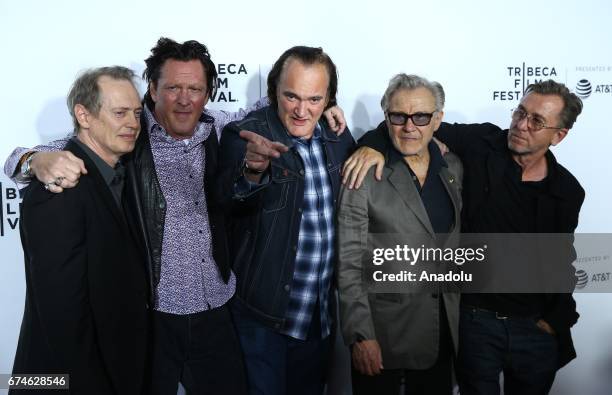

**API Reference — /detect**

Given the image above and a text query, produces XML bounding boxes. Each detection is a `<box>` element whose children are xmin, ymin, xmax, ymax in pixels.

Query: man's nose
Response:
<box><xmin>294</xmin><ymin>100</ymin><xmax>307</xmax><ymax>117</ymax></box>
<box><xmin>127</xmin><ymin>111</ymin><xmax>140</xmax><ymax>128</ymax></box>
<box><xmin>177</xmin><ymin>89</ymin><xmax>190</xmax><ymax>105</ymax></box>
<box><xmin>403</xmin><ymin>118</ymin><xmax>417</xmax><ymax>132</ymax></box>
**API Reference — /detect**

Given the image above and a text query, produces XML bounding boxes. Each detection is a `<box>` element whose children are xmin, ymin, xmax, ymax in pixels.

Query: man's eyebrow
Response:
<box><xmin>518</xmin><ymin>104</ymin><xmax>545</xmax><ymax>120</ymax></box>
<box><xmin>110</xmin><ymin>106</ymin><xmax>142</xmax><ymax>111</ymax></box>
<box><xmin>282</xmin><ymin>90</ymin><xmax>323</xmax><ymax>100</ymax></box>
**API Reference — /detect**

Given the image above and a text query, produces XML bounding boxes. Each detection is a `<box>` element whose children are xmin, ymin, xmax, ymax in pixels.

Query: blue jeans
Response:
<box><xmin>231</xmin><ymin>303</ymin><xmax>331</xmax><ymax>395</ymax></box>
<box><xmin>457</xmin><ymin>306</ymin><xmax>558</xmax><ymax>395</ymax></box>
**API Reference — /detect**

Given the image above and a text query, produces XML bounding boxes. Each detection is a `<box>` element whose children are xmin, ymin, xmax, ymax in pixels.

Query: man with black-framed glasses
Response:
<box><xmin>337</xmin><ymin>73</ymin><xmax>463</xmax><ymax>395</ymax></box>
<box><xmin>343</xmin><ymin>79</ymin><xmax>585</xmax><ymax>395</ymax></box>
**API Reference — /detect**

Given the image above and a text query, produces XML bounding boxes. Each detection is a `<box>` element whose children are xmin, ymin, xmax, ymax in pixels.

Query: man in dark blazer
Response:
<box><xmin>337</xmin><ymin>74</ymin><xmax>463</xmax><ymax>395</ymax></box>
<box><xmin>11</xmin><ymin>66</ymin><xmax>149</xmax><ymax>394</ymax></box>
<box><xmin>344</xmin><ymin>79</ymin><xmax>584</xmax><ymax>395</ymax></box>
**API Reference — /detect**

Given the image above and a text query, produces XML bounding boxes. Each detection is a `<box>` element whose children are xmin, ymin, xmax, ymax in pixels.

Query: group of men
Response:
<box><xmin>4</xmin><ymin>36</ymin><xmax>584</xmax><ymax>395</ymax></box>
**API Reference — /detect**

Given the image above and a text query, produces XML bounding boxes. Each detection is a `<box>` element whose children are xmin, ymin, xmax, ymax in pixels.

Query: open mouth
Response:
<box><xmin>291</xmin><ymin>117</ymin><xmax>308</xmax><ymax>126</ymax></box>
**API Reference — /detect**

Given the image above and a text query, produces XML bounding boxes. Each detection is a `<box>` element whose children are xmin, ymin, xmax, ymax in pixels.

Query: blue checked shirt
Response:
<box><xmin>282</xmin><ymin>126</ymin><xmax>335</xmax><ymax>340</ymax></box>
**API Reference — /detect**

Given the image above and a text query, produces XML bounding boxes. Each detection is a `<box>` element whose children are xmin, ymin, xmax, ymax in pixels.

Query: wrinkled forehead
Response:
<box><xmin>279</xmin><ymin>58</ymin><xmax>330</xmax><ymax>86</ymax></box>
<box><xmin>519</xmin><ymin>92</ymin><xmax>564</xmax><ymax>119</ymax></box>
<box><xmin>159</xmin><ymin>59</ymin><xmax>207</xmax><ymax>84</ymax></box>
<box><xmin>98</xmin><ymin>77</ymin><xmax>141</xmax><ymax>107</ymax></box>
<box><xmin>389</xmin><ymin>87</ymin><xmax>436</xmax><ymax>110</ymax></box>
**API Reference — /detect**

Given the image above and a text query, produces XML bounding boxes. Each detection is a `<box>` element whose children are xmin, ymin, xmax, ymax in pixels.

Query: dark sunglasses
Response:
<box><xmin>387</xmin><ymin>111</ymin><xmax>436</xmax><ymax>127</ymax></box>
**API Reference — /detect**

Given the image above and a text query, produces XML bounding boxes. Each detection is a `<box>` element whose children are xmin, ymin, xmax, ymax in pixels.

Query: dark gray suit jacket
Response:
<box><xmin>337</xmin><ymin>148</ymin><xmax>463</xmax><ymax>370</ymax></box>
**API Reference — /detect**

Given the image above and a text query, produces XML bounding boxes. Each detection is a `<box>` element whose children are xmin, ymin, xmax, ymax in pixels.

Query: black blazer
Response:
<box><xmin>12</xmin><ymin>140</ymin><xmax>149</xmax><ymax>394</ymax></box>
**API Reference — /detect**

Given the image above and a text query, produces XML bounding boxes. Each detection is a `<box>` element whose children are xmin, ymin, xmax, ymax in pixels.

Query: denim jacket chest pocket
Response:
<box><xmin>261</xmin><ymin>164</ymin><xmax>298</xmax><ymax>213</ymax></box>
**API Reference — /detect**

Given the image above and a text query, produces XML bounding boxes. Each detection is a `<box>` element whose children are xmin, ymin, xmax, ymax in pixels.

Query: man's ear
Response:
<box><xmin>149</xmin><ymin>82</ymin><xmax>158</xmax><ymax>103</ymax></box>
<box><xmin>432</xmin><ymin>110</ymin><xmax>445</xmax><ymax>131</ymax></box>
<box><xmin>550</xmin><ymin>128</ymin><xmax>569</xmax><ymax>146</ymax></box>
<box><xmin>74</xmin><ymin>104</ymin><xmax>91</xmax><ymax>129</ymax></box>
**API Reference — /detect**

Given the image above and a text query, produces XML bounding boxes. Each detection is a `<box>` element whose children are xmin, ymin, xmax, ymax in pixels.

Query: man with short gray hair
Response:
<box><xmin>12</xmin><ymin>66</ymin><xmax>149</xmax><ymax>394</ymax></box>
<box><xmin>337</xmin><ymin>74</ymin><xmax>462</xmax><ymax>395</ymax></box>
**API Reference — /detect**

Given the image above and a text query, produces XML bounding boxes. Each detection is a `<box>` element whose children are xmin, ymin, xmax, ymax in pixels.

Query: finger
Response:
<box><xmin>335</xmin><ymin>116</ymin><xmax>346</xmax><ymax>134</ymax></box>
<box><xmin>324</xmin><ymin>110</ymin><xmax>338</xmax><ymax>131</ymax></box>
<box><xmin>65</xmin><ymin>152</ymin><xmax>87</xmax><ymax>175</ymax></box>
<box><xmin>269</xmin><ymin>141</ymin><xmax>289</xmax><ymax>153</ymax></box>
<box><xmin>60</xmin><ymin>178</ymin><xmax>79</xmax><ymax>188</ymax></box>
<box><xmin>375</xmin><ymin>161</ymin><xmax>384</xmax><ymax>181</ymax></box>
<box><xmin>63</xmin><ymin>161</ymin><xmax>86</xmax><ymax>179</ymax></box>
<box><xmin>239</xmin><ymin>130</ymin><xmax>269</xmax><ymax>144</ymax></box>
<box><xmin>341</xmin><ymin>158</ymin><xmax>355</xmax><ymax>183</ymax></box>
<box><xmin>247</xmin><ymin>141</ymin><xmax>287</xmax><ymax>159</ymax></box>
<box><xmin>44</xmin><ymin>183</ymin><xmax>64</xmax><ymax>194</ymax></box>
<box><xmin>354</xmin><ymin>164</ymin><xmax>371</xmax><ymax>189</ymax></box>
<box><xmin>348</xmin><ymin>162</ymin><xmax>364</xmax><ymax>190</ymax></box>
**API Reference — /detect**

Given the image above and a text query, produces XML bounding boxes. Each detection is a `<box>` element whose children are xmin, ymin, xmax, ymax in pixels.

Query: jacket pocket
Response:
<box><xmin>262</xmin><ymin>177</ymin><xmax>291</xmax><ymax>213</ymax></box>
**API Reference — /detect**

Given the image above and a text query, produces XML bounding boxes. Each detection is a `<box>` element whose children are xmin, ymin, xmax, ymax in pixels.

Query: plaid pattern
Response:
<box><xmin>282</xmin><ymin>126</ymin><xmax>335</xmax><ymax>340</ymax></box>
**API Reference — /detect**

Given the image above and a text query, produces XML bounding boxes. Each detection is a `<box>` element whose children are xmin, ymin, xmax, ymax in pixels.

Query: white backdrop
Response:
<box><xmin>1</xmin><ymin>1</ymin><xmax>611</xmax><ymax>394</ymax></box>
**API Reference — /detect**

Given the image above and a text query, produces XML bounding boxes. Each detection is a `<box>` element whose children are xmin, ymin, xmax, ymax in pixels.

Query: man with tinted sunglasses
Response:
<box><xmin>337</xmin><ymin>74</ymin><xmax>463</xmax><ymax>395</ymax></box>
<box><xmin>343</xmin><ymin>79</ymin><xmax>584</xmax><ymax>395</ymax></box>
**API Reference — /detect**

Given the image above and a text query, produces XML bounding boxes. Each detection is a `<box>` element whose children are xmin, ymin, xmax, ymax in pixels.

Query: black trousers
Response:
<box><xmin>351</xmin><ymin>299</ymin><xmax>454</xmax><ymax>395</ymax></box>
<box><xmin>148</xmin><ymin>305</ymin><xmax>247</xmax><ymax>395</ymax></box>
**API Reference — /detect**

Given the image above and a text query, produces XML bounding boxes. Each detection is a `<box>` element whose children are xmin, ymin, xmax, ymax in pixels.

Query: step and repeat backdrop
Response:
<box><xmin>1</xmin><ymin>1</ymin><xmax>611</xmax><ymax>394</ymax></box>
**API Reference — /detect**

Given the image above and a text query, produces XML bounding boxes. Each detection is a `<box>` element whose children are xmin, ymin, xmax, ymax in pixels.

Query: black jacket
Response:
<box><xmin>13</xmin><ymin>141</ymin><xmax>149</xmax><ymax>394</ymax></box>
<box><xmin>360</xmin><ymin>121</ymin><xmax>585</xmax><ymax>368</ymax></box>
<box><xmin>217</xmin><ymin>106</ymin><xmax>355</xmax><ymax>330</ymax></box>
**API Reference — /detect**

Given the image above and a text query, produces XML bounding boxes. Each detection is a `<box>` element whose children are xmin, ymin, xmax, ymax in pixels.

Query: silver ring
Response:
<box><xmin>54</xmin><ymin>177</ymin><xmax>65</xmax><ymax>186</ymax></box>
<box><xmin>44</xmin><ymin>183</ymin><xmax>50</xmax><ymax>190</ymax></box>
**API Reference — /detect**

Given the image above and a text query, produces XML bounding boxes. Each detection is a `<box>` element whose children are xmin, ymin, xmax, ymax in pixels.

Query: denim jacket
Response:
<box><xmin>216</xmin><ymin>106</ymin><xmax>355</xmax><ymax>330</ymax></box>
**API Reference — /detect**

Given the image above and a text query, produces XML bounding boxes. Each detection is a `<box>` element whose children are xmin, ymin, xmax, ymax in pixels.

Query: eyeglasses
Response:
<box><xmin>387</xmin><ymin>111</ymin><xmax>436</xmax><ymax>127</ymax></box>
<box><xmin>511</xmin><ymin>107</ymin><xmax>565</xmax><ymax>132</ymax></box>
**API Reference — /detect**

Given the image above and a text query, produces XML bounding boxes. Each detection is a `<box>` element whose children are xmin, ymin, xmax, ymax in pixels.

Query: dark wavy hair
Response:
<box><xmin>142</xmin><ymin>37</ymin><xmax>217</xmax><ymax>110</ymax></box>
<box><xmin>267</xmin><ymin>46</ymin><xmax>338</xmax><ymax>110</ymax></box>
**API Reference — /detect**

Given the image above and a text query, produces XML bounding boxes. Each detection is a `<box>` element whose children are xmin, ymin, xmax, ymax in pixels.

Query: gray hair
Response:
<box><xmin>524</xmin><ymin>79</ymin><xmax>583</xmax><ymax>129</ymax></box>
<box><xmin>67</xmin><ymin>66</ymin><xmax>138</xmax><ymax>133</ymax></box>
<box><xmin>380</xmin><ymin>73</ymin><xmax>445</xmax><ymax>112</ymax></box>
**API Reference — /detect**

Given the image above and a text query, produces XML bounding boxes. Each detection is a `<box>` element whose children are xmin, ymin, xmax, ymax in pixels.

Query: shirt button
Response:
<box><xmin>159</xmin><ymin>202</ymin><xmax>165</xmax><ymax>209</ymax></box>
<box><xmin>284</xmin><ymin>284</ymin><xmax>290</xmax><ymax>292</ymax></box>
<box><xmin>189</xmin><ymin>174</ymin><xmax>193</xmax><ymax>179</ymax></box>
<box><xmin>195</xmin><ymin>201</ymin><xmax>199</xmax><ymax>206</ymax></box>
<box><xmin>293</xmin><ymin>246</ymin><xmax>297</xmax><ymax>251</ymax></box>
<box><xmin>183</xmin><ymin>149</ymin><xmax>188</xmax><ymax>153</ymax></box>
<box><xmin>199</xmin><ymin>230</ymin><xmax>203</xmax><ymax>234</ymax></box>
<box><xmin>299</xmin><ymin>169</ymin><xmax>305</xmax><ymax>176</ymax></box>
<box><xmin>298</xmin><ymin>208</ymin><xmax>302</xmax><ymax>213</ymax></box>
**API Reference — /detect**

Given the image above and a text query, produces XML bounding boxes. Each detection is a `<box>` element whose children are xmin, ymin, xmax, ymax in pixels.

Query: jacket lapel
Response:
<box><xmin>386</xmin><ymin>162</ymin><xmax>435</xmax><ymax>236</ymax></box>
<box><xmin>439</xmin><ymin>167</ymin><xmax>461</xmax><ymax>234</ymax></box>
<box><xmin>66</xmin><ymin>141</ymin><xmax>130</xmax><ymax>236</ymax></box>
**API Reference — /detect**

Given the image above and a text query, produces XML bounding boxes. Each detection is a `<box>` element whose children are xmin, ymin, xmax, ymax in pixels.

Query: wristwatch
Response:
<box><xmin>20</xmin><ymin>152</ymin><xmax>37</xmax><ymax>179</ymax></box>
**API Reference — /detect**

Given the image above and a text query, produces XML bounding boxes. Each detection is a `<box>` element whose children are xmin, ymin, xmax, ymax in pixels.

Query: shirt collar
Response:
<box><xmin>71</xmin><ymin>137</ymin><xmax>122</xmax><ymax>186</ymax></box>
<box><xmin>291</xmin><ymin>123</ymin><xmax>322</xmax><ymax>146</ymax></box>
